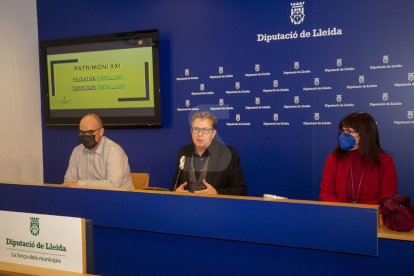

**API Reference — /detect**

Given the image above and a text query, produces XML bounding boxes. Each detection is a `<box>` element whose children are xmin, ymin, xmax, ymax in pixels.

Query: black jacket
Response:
<box><xmin>172</xmin><ymin>140</ymin><xmax>247</xmax><ymax>196</ymax></box>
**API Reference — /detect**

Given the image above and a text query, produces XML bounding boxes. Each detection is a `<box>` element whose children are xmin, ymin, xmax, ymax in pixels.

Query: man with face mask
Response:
<box><xmin>63</xmin><ymin>113</ymin><xmax>133</xmax><ymax>188</ymax></box>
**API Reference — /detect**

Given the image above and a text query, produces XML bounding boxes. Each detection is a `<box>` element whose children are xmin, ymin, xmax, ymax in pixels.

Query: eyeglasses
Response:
<box><xmin>342</xmin><ymin>127</ymin><xmax>358</xmax><ymax>135</ymax></box>
<box><xmin>191</xmin><ymin>127</ymin><xmax>214</xmax><ymax>134</ymax></box>
<box><xmin>79</xmin><ymin>128</ymin><xmax>101</xmax><ymax>136</ymax></box>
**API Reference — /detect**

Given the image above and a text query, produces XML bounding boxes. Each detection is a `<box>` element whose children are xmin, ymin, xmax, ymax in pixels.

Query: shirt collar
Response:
<box><xmin>194</xmin><ymin>146</ymin><xmax>211</xmax><ymax>157</ymax></box>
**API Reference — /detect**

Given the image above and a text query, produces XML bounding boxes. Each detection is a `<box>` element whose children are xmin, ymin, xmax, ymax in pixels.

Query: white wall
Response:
<box><xmin>0</xmin><ymin>0</ymin><xmax>43</xmax><ymax>183</ymax></box>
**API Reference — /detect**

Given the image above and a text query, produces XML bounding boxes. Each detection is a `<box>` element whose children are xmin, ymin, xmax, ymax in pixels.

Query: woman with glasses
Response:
<box><xmin>320</xmin><ymin>112</ymin><xmax>397</xmax><ymax>204</ymax></box>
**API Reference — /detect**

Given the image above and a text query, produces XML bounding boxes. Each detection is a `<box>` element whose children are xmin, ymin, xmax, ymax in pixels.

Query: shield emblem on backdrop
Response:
<box><xmin>219</xmin><ymin>67</ymin><xmax>224</xmax><ymax>74</ymax></box>
<box><xmin>235</xmin><ymin>82</ymin><xmax>240</xmax><ymax>89</ymax></box>
<box><xmin>359</xmin><ymin>75</ymin><xmax>365</xmax><ymax>84</ymax></box>
<box><xmin>219</xmin><ymin>99</ymin><xmax>224</xmax><ymax>106</ymax></box>
<box><xmin>30</xmin><ymin>217</ymin><xmax>40</xmax><ymax>236</ymax></box>
<box><xmin>184</xmin><ymin>69</ymin><xmax>190</xmax><ymax>76</ymax></box>
<box><xmin>273</xmin><ymin>80</ymin><xmax>279</xmax><ymax>88</ymax></box>
<box><xmin>336</xmin><ymin>94</ymin><xmax>342</xmax><ymax>103</ymax></box>
<box><xmin>273</xmin><ymin>113</ymin><xmax>279</xmax><ymax>121</ymax></box>
<box><xmin>255</xmin><ymin>64</ymin><xmax>260</xmax><ymax>72</ymax></box>
<box><xmin>185</xmin><ymin>100</ymin><xmax>190</xmax><ymax>107</ymax></box>
<box><xmin>408</xmin><ymin>73</ymin><xmax>414</xmax><ymax>82</ymax></box>
<box><xmin>314</xmin><ymin>113</ymin><xmax>320</xmax><ymax>121</ymax></box>
<box><xmin>290</xmin><ymin>2</ymin><xmax>305</xmax><ymax>25</ymax></box>
<box><xmin>383</xmin><ymin>55</ymin><xmax>389</xmax><ymax>64</ymax></box>
<box><xmin>236</xmin><ymin>114</ymin><xmax>241</xmax><ymax>122</ymax></box>
<box><xmin>200</xmin><ymin>84</ymin><xmax>205</xmax><ymax>91</ymax></box>
<box><xmin>314</xmin><ymin>78</ymin><xmax>320</xmax><ymax>86</ymax></box>
<box><xmin>336</xmin><ymin>58</ymin><xmax>342</xmax><ymax>67</ymax></box>
<box><xmin>294</xmin><ymin>96</ymin><xmax>300</xmax><ymax>104</ymax></box>
<box><xmin>294</xmin><ymin>61</ymin><xmax>300</xmax><ymax>70</ymax></box>
<box><xmin>255</xmin><ymin>97</ymin><xmax>260</xmax><ymax>105</ymax></box>
<box><xmin>382</xmin><ymin>93</ymin><xmax>389</xmax><ymax>101</ymax></box>
<box><xmin>408</xmin><ymin>111</ymin><xmax>414</xmax><ymax>120</ymax></box>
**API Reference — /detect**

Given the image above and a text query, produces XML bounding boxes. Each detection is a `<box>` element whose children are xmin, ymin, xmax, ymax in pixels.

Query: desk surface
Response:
<box><xmin>7</xmin><ymin>180</ymin><xmax>379</xmax><ymax>206</ymax></box>
<box><xmin>378</xmin><ymin>218</ymin><xmax>414</xmax><ymax>241</ymax></box>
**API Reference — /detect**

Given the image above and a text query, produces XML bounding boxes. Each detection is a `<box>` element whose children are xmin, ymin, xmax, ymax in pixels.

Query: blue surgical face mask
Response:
<box><xmin>338</xmin><ymin>132</ymin><xmax>356</xmax><ymax>151</ymax></box>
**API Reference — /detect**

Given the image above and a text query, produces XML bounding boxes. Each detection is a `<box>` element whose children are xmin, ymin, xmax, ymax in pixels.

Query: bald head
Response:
<box><xmin>80</xmin><ymin>114</ymin><xmax>103</xmax><ymax>129</ymax></box>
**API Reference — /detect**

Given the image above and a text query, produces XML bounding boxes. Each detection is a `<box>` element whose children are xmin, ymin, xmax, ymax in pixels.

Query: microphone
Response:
<box><xmin>173</xmin><ymin>156</ymin><xmax>185</xmax><ymax>191</ymax></box>
<box><xmin>179</xmin><ymin>156</ymin><xmax>185</xmax><ymax>170</ymax></box>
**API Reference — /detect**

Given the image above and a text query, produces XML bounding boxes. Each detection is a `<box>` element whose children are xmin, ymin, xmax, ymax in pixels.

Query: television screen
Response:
<box><xmin>40</xmin><ymin>29</ymin><xmax>161</xmax><ymax>127</ymax></box>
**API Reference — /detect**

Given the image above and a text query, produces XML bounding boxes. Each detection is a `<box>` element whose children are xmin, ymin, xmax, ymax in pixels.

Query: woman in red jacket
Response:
<box><xmin>320</xmin><ymin>112</ymin><xmax>397</xmax><ymax>204</ymax></box>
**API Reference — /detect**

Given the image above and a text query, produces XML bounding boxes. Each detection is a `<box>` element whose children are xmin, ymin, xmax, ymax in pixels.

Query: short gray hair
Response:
<box><xmin>191</xmin><ymin>112</ymin><xmax>217</xmax><ymax>129</ymax></box>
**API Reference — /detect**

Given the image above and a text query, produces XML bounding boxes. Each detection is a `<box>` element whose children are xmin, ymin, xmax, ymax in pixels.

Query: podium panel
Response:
<box><xmin>0</xmin><ymin>209</ymin><xmax>93</xmax><ymax>274</ymax></box>
<box><xmin>1</xmin><ymin>183</ymin><xmax>413</xmax><ymax>275</ymax></box>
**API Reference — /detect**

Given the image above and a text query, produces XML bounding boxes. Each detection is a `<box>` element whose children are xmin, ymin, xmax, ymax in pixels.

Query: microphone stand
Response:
<box><xmin>173</xmin><ymin>156</ymin><xmax>185</xmax><ymax>191</ymax></box>
<box><xmin>172</xmin><ymin>169</ymin><xmax>182</xmax><ymax>192</ymax></box>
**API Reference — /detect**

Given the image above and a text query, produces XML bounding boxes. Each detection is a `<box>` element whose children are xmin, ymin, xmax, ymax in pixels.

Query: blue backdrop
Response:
<box><xmin>37</xmin><ymin>0</ymin><xmax>414</xmax><ymax>199</ymax></box>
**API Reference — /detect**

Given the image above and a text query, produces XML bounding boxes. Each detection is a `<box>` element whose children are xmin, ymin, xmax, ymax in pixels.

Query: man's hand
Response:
<box><xmin>194</xmin><ymin>179</ymin><xmax>218</xmax><ymax>195</ymax></box>
<box><xmin>175</xmin><ymin>182</ymin><xmax>190</xmax><ymax>193</ymax></box>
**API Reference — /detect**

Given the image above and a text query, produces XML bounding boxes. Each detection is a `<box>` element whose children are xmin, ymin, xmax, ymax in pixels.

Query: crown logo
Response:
<box><xmin>290</xmin><ymin>2</ymin><xmax>305</xmax><ymax>25</ymax></box>
<box><xmin>291</xmin><ymin>2</ymin><xmax>305</xmax><ymax>7</ymax></box>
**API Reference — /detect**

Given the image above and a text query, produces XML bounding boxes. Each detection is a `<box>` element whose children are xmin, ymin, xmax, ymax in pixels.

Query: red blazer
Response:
<box><xmin>320</xmin><ymin>151</ymin><xmax>398</xmax><ymax>204</ymax></box>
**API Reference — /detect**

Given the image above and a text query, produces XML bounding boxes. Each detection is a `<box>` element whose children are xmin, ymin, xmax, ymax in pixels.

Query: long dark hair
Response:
<box><xmin>334</xmin><ymin>112</ymin><xmax>384</xmax><ymax>166</ymax></box>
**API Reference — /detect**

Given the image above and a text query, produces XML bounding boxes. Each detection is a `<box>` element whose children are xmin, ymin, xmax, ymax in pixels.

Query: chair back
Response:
<box><xmin>131</xmin><ymin>173</ymin><xmax>150</xmax><ymax>189</ymax></box>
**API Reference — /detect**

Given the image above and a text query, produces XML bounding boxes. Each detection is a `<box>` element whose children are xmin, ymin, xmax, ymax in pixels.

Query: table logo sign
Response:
<box><xmin>0</xmin><ymin>210</ymin><xmax>90</xmax><ymax>273</ymax></box>
<box><xmin>30</xmin><ymin>217</ymin><xmax>40</xmax><ymax>236</ymax></box>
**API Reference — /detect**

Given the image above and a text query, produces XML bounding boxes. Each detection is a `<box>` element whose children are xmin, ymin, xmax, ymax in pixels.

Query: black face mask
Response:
<box><xmin>80</xmin><ymin>135</ymin><xmax>97</xmax><ymax>149</ymax></box>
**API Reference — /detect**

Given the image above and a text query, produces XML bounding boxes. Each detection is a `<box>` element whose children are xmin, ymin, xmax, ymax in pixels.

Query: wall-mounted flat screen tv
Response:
<box><xmin>40</xmin><ymin>29</ymin><xmax>161</xmax><ymax>127</ymax></box>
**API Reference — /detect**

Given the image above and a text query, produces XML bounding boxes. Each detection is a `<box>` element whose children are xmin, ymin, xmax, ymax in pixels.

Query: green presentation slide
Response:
<box><xmin>47</xmin><ymin>47</ymin><xmax>154</xmax><ymax>110</ymax></box>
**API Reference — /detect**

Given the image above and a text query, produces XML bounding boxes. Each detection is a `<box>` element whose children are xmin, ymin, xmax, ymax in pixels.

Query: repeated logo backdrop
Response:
<box><xmin>172</xmin><ymin>0</ymin><xmax>414</xmax><ymax>198</ymax></box>
<box><xmin>175</xmin><ymin>2</ymin><xmax>413</xmax><ymax>128</ymax></box>
<box><xmin>38</xmin><ymin>0</ymin><xmax>414</xmax><ymax>200</ymax></box>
